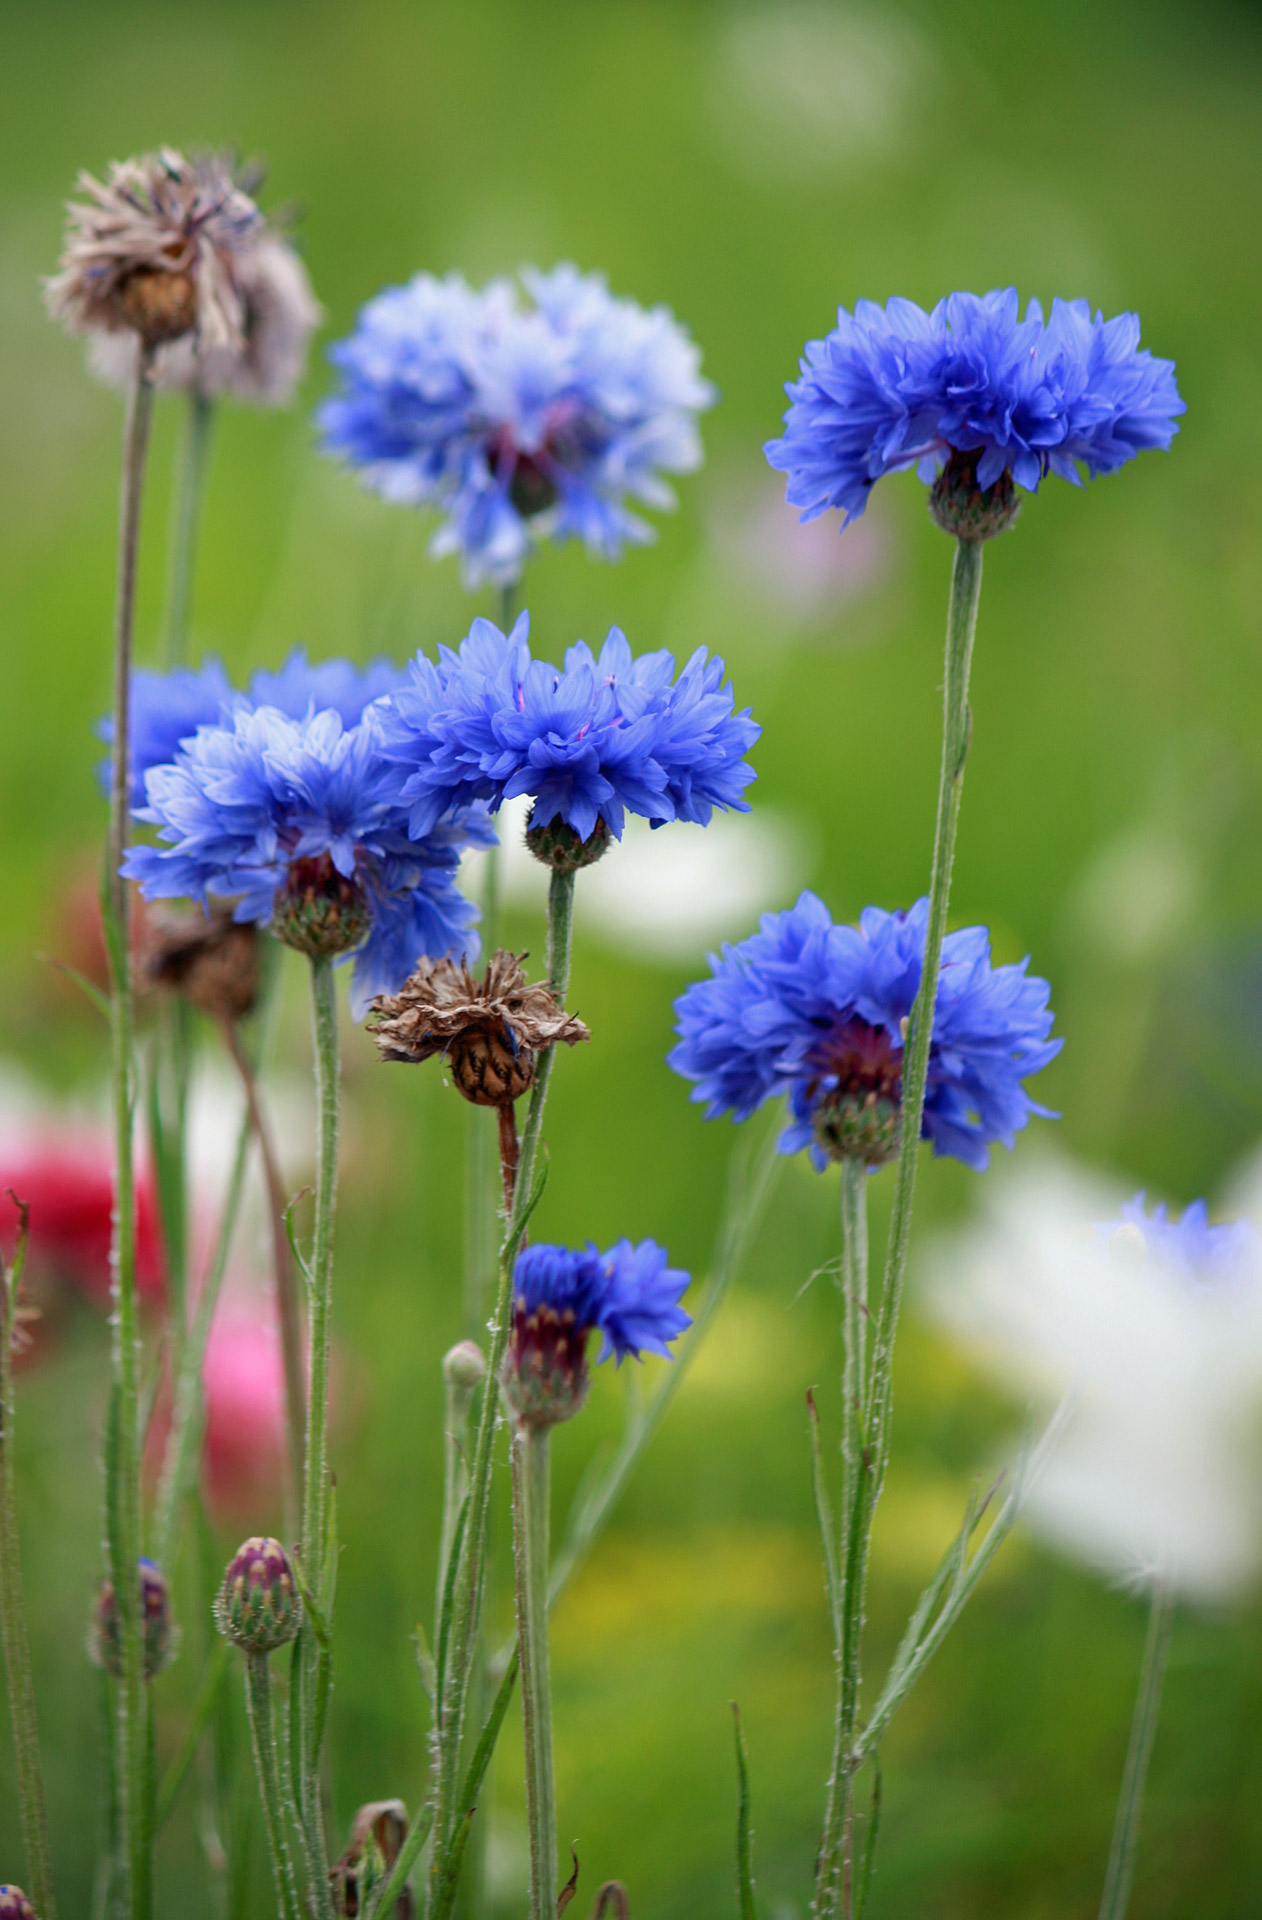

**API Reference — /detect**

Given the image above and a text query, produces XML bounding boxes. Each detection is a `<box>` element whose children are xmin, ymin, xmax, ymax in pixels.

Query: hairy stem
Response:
<box><xmin>1098</xmin><ymin>1581</ymin><xmax>1175</xmax><ymax>1920</ymax></box>
<box><xmin>221</xmin><ymin>1014</ymin><xmax>306</xmax><ymax>1523</ymax></box>
<box><xmin>512</xmin><ymin>1424</ymin><xmax>557</xmax><ymax>1920</ymax></box>
<box><xmin>105</xmin><ymin>335</ymin><xmax>157</xmax><ymax>1920</ymax></box>
<box><xmin>244</xmin><ymin>1654</ymin><xmax>303</xmax><ymax>1920</ymax></box>
<box><xmin>164</xmin><ymin>388</ymin><xmax>214</xmax><ymax>667</ymax></box>
<box><xmin>0</xmin><ymin>1236</ymin><xmax>56</xmax><ymax>1917</ymax></box>
<box><xmin>430</xmin><ymin>865</ymin><xmax>575</xmax><ymax>1888</ymax></box>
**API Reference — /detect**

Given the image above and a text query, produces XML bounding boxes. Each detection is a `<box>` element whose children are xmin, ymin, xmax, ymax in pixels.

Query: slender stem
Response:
<box><xmin>435</xmin><ymin>1361</ymin><xmax>479</xmax><ymax>1646</ymax></box>
<box><xmin>105</xmin><ymin>335</ymin><xmax>157</xmax><ymax>1920</ymax></box>
<box><xmin>431</xmin><ymin>865</ymin><xmax>575</xmax><ymax>1881</ymax></box>
<box><xmin>164</xmin><ymin>389</ymin><xmax>214</xmax><ymax>667</ymax></box>
<box><xmin>0</xmin><ymin>1241</ymin><xmax>57</xmax><ymax>1917</ymax></box>
<box><xmin>512</xmin><ymin>1425</ymin><xmax>557</xmax><ymax>1920</ymax></box>
<box><xmin>497</xmin><ymin>1103</ymin><xmax>520</xmax><ymax>1216</ymax></box>
<box><xmin>1098</xmin><ymin>1582</ymin><xmax>1175</xmax><ymax>1920</ymax></box>
<box><xmin>298</xmin><ymin>953</ymin><xmax>340</xmax><ymax>1920</ymax></box>
<box><xmin>869</xmin><ymin>536</ymin><xmax>982</xmax><ymax>1478</ymax></box>
<box><xmin>244</xmin><ymin>1654</ymin><xmax>303</xmax><ymax>1920</ymax></box>
<box><xmin>221</xmin><ymin>1015</ymin><xmax>306</xmax><ymax>1521</ymax></box>
<box><xmin>150</xmin><ymin>1103</ymin><xmax>252</xmax><ymax>1569</ymax></box>
<box><xmin>815</xmin><ymin>1162</ymin><xmax>870</xmax><ymax>1920</ymax></box>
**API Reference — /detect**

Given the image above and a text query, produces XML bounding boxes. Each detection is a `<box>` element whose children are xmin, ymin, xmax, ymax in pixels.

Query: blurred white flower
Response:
<box><xmin>925</xmin><ymin>1156</ymin><xmax>1262</xmax><ymax>1602</ymax></box>
<box><xmin>708</xmin><ymin>474</ymin><xmax>893</xmax><ymax>624</ymax></box>
<box><xmin>462</xmin><ymin>796</ymin><xmax>810</xmax><ymax>963</ymax></box>
<box><xmin>1070</xmin><ymin>823</ymin><xmax>1199</xmax><ymax>964</ymax></box>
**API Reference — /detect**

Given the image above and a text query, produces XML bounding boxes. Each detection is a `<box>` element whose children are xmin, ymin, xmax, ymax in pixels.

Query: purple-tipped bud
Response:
<box><xmin>88</xmin><ymin>1559</ymin><xmax>174</xmax><ymax>1681</ymax></box>
<box><xmin>214</xmin><ymin>1537</ymin><xmax>303</xmax><ymax>1654</ymax></box>
<box><xmin>0</xmin><ymin>1887</ymin><xmax>36</xmax><ymax>1920</ymax></box>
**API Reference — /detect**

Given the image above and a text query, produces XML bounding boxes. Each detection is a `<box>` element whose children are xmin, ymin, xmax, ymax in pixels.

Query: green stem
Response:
<box><xmin>868</xmin><ymin>536</ymin><xmax>982</xmax><ymax>1481</ymax></box>
<box><xmin>512</xmin><ymin>1425</ymin><xmax>556</xmax><ymax>1920</ymax></box>
<box><xmin>815</xmin><ymin>1161</ymin><xmax>870</xmax><ymax>1920</ymax></box>
<box><xmin>1098</xmin><ymin>1582</ymin><xmax>1174</xmax><ymax>1920</ymax></box>
<box><xmin>105</xmin><ymin>335</ymin><xmax>157</xmax><ymax>1920</ymax></box>
<box><xmin>298</xmin><ymin>953</ymin><xmax>340</xmax><ymax>1920</ymax></box>
<box><xmin>430</xmin><ymin>865</ymin><xmax>575</xmax><ymax>1888</ymax></box>
<box><xmin>244</xmin><ymin>1653</ymin><xmax>303</xmax><ymax>1920</ymax></box>
<box><xmin>0</xmin><ymin>1238</ymin><xmax>57</xmax><ymax>1917</ymax></box>
<box><xmin>164</xmin><ymin>389</ymin><xmax>214</xmax><ymax>667</ymax></box>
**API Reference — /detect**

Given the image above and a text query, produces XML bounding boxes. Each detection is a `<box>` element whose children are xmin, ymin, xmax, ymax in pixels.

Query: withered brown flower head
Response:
<box><xmin>45</xmin><ymin>147</ymin><xmax>268</xmax><ymax>350</ymax></box>
<box><xmin>368</xmin><ymin>949</ymin><xmax>589</xmax><ymax>1107</ymax></box>
<box><xmin>88</xmin><ymin>231</ymin><xmax>322</xmax><ymax>407</ymax></box>
<box><xmin>331</xmin><ymin>1800</ymin><xmax>415</xmax><ymax>1919</ymax></box>
<box><xmin>138</xmin><ymin>905</ymin><xmax>261</xmax><ymax>1023</ymax></box>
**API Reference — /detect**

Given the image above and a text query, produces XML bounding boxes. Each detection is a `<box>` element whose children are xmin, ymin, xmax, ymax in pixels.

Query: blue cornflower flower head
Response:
<box><xmin>503</xmin><ymin>1238</ymin><xmax>691</xmax><ymax>1427</ymax></box>
<box><xmin>100</xmin><ymin>658</ymin><xmax>235</xmax><ymax>808</ymax></box>
<box><xmin>1107</xmin><ymin>1195</ymin><xmax>1261</xmax><ymax>1282</ymax></box>
<box><xmin>765</xmin><ymin>289</ymin><xmax>1184</xmax><ymax>541</ymax></box>
<box><xmin>670</xmin><ymin>891</ymin><xmax>1061</xmax><ymax>1172</ymax></box>
<box><xmin>376</xmin><ymin>611</ymin><xmax>759</xmax><ymax>870</ymax></box>
<box><xmin>317</xmin><ymin>264</ymin><xmax>716</xmax><ymax>589</ymax></box>
<box><xmin>121</xmin><ymin>702</ymin><xmax>490</xmax><ymax>1017</ymax></box>
<box><xmin>245</xmin><ymin>647</ymin><xmax>404</xmax><ymax>728</ymax></box>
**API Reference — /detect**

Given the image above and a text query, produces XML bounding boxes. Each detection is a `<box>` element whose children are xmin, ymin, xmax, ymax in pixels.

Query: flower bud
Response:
<box><xmin>524</xmin><ymin>811</ymin><xmax>610</xmax><ymax>874</ymax></box>
<box><xmin>214</xmin><ymin>1536</ymin><xmax>303</xmax><ymax>1654</ymax></box>
<box><xmin>88</xmin><ymin>1559</ymin><xmax>175</xmax><ymax>1680</ymax></box>
<box><xmin>272</xmin><ymin>854</ymin><xmax>371</xmax><ymax>958</ymax></box>
<box><xmin>501</xmin><ymin>1302</ymin><xmax>590</xmax><ymax>1430</ymax></box>
<box><xmin>139</xmin><ymin>906</ymin><xmax>261</xmax><ymax>1021</ymax></box>
<box><xmin>928</xmin><ymin>449</ymin><xmax>1020</xmax><ymax>542</ymax></box>
<box><xmin>443</xmin><ymin>1341</ymin><xmax>486</xmax><ymax>1392</ymax></box>
<box><xmin>0</xmin><ymin>1886</ymin><xmax>36</xmax><ymax>1919</ymax></box>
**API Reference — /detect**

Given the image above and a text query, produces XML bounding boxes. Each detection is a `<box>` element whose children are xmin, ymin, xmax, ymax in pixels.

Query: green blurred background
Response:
<box><xmin>4</xmin><ymin>0</ymin><xmax>1262</xmax><ymax>1913</ymax></box>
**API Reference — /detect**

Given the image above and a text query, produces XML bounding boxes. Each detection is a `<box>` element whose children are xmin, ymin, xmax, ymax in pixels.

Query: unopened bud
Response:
<box><xmin>0</xmin><ymin>1886</ymin><xmax>36</xmax><ymax>1920</ymax></box>
<box><xmin>272</xmin><ymin>854</ymin><xmax>371</xmax><ymax>958</ymax></box>
<box><xmin>140</xmin><ymin>907</ymin><xmax>261</xmax><ymax>1021</ymax></box>
<box><xmin>214</xmin><ymin>1537</ymin><xmax>303</xmax><ymax>1655</ymax></box>
<box><xmin>88</xmin><ymin>1559</ymin><xmax>175</xmax><ymax>1680</ymax></box>
<box><xmin>331</xmin><ymin>1800</ymin><xmax>415</xmax><ymax>1918</ymax></box>
<box><xmin>501</xmin><ymin>1304</ymin><xmax>590</xmax><ymax>1430</ymax></box>
<box><xmin>524</xmin><ymin>811</ymin><xmax>610</xmax><ymax>874</ymax></box>
<box><xmin>443</xmin><ymin>1341</ymin><xmax>486</xmax><ymax>1392</ymax></box>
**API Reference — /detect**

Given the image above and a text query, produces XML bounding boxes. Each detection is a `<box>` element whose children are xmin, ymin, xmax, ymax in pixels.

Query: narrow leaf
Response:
<box><xmin>732</xmin><ymin>1702</ymin><xmax>758</xmax><ymax>1920</ymax></box>
<box><xmin>853</xmin><ymin>1756</ymin><xmax>882</xmax><ymax>1920</ymax></box>
<box><xmin>558</xmin><ymin>1843</ymin><xmax>580</xmax><ymax>1915</ymax></box>
<box><xmin>807</xmin><ymin>1391</ymin><xmax>843</xmax><ymax>1649</ymax></box>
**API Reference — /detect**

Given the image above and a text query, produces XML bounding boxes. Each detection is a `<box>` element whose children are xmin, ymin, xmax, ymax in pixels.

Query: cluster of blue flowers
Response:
<box><xmin>1110</xmin><ymin>1195</ymin><xmax>1260</xmax><ymax>1278</ymax></box>
<box><xmin>118</xmin><ymin>652</ymin><xmax>490</xmax><ymax>1016</ymax></box>
<box><xmin>377</xmin><ymin>612</ymin><xmax>759</xmax><ymax>845</ymax></box>
<box><xmin>512</xmin><ymin>1239</ymin><xmax>691</xmax><ymax>1364</ymax></box>
<box><xmin>317</xmin><ymin>264</ymin><xmax>715</xmax><ymax>588</ymax></box>
<box><xmin>670</xmin><ymin>891</ymin><xmax>1061</xmax><ymax>1171</ymax></box>
<box><xmin>766</xmin><ymin>288</ymin><xmax>1185</xmax><ymax>526</ymax></box>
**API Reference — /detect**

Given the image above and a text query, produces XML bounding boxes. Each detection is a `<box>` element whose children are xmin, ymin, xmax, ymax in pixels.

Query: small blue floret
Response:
<box><xmin>513</xmin><ymin>1238</ymin><xmax>691</xmax><ymax>1363</ymax></box>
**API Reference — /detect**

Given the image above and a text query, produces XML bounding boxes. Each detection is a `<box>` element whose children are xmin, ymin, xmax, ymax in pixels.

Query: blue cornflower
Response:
<box><xmin>317</xmin><ymin>264</ymin><xmax>716</xmax><ymax>589</ymax></box>
<box><xmin>766</xmin><ymin>289</ymin><xmax>1184</xmax><ymax>530</ymax></box>
<box><xmin>1109</xmin><ymin>1195</ymin><xmax>1260</xmax><ymax>1279</ymax></box>
<box><xmin>102</xmin><ymin>649</ymin><xmax>406</xmax><ymax>807</ymax></box>
<box><xmin>504</xmin><ymin>1237</ymin><xmax>691</xmax><ymax>1427</ymax></box>
<box><xmin>376</xmin><ymin>611</ymin><xmax>759</xmax><ymax>864</ymax></box>
<box><xmin>670</xmin><ymin>891</ymin><xmax>1061</xmax><ymax>1171</ymax></box>
<box><xmin>122</xmin><ymin>702</ymin><xmax>490</xmax><ymax>1017</ymax></box>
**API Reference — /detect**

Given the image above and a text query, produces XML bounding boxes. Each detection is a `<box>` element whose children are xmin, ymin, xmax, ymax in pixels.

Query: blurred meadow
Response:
<box><xmin>3</xmin><ymin>0</ymin><xmax>1262</xmax><ymax>1914</ymax></box>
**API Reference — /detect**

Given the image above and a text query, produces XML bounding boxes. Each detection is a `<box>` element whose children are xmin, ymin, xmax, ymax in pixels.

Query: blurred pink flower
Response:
<box><xmin>201</xmin><ymin>1299</ymin><xmax>288</xmax><ymax>1514</ymax></box>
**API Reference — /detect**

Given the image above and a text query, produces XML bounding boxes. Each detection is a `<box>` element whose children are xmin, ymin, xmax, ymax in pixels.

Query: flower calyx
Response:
<box><xmin>809</xmin><ymin>1017</ymin><xmax>904</xmax><ymax>1169</ymax></box>
<box><xmin>501</xmin><ymin>1300</ymin><xmax>591</xmax><ymax>1429</ymax></box>
<box><xmin>214</xmin><ymin>1536</ymin><xmax>303</xmax><ymax>1655</ymax></box>
<box><xmin>524</xmin><ymin>809</ymin><xmax>611</xmax><ymax>873</ymax></box>
<box><xmin>272</xmin><ymin>853</ymin><xmax>372</xmax><ymax>959</ymax></box>
<box><xmin>928</xmin><ymin>448</ymin><xmax>1021</xmax><ymax>542</ymax></box>
<box><xmin>138</xmin><ymin>904</ymin><xmax>261</xmax><ymax>1021</ymax></box>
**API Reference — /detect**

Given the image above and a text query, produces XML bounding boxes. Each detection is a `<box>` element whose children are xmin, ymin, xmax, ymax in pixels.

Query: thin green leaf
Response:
<box><xmin>807</xmin><ymin>1390</ymin><xmax>843</xmax><ymax>1650</ymax></box>
<box><xmin>434</xmin><ymin>1492</ymin><xmax>470</xmax><ymax>1718</ymax></box>
<box><xmin>428</xmin><ymin>1804</ymin><xmax>477</xmax><ymax>1920</ymax></box>
<box><xmin>284</xmin><ymin>1192</ymin><xmax>314</xmax><ymax>1296</ymax></box>
<box><xmin>288</xmin><ymin>1553</ymin><xmax>330</xmax><ymax>1652</ymax></box>
<box><xmin>155</xmin><ymin>1642</ymin><xmax>231</xmax><ymax>1831</ymax></box>
<box><xmin>413</xmin><ymin>1622</ymin><xmax>436</xmax><ymax>1705</ymax></box>
<box><xmin>37</xmin><ymin>953</ymin><xmax>112</xmax><ymax>1023</ymax></box>
<box><xmin>457</xmin><ymin>1645</ymin><xmax>518</xmax><ymax>1814</ymax></box>
<box><xmin>732</xmin><ymin>1703</ymin><xmax>758</xmax><ymax>1920</ymax></box>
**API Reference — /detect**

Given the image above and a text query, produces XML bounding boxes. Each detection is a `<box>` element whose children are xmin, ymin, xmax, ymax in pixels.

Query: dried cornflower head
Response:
<box><xmin>331</xmin><ymin>1800</ymin><xmax>415</xmax><ymax>1918</ymax></box>
<box><xmin>137</xmin><ymin>905</ymin><xmax>261</xmax><ymax>1022</ymax></box>
<box><xmin>87</xmin><ymin>229</ymin><xmax>322</xmax><ymax>406</ymax></box>
<box><xmin>368</xmin><ymin>949</ymin><xmax>589</xmax><ymax>1107</ymax></box>
<box><xmin>45</xmin><ymin>147</ymin><xmax>267</xmax><ymax>352</ymax></box>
